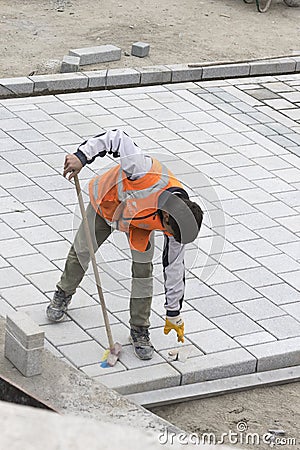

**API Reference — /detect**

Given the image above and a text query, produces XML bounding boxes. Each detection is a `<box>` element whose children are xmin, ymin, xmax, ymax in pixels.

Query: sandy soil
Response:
<box><xmin>0</xmin><ymin>0</ymin><xmax>300</xmax><ymax>78</ymax></box>
<box><xmin>151</xmin><ymin>382</ymin><xmax>300</xmax><ymax>449</ymax></box>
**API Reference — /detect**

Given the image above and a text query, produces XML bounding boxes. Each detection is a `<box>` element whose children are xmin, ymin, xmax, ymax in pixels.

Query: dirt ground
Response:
<box><xmin>151</xmin><ymin>382</ymin><xmax>300</xmax><ymax>449</ymax></box>
<box><xmin>0</xmin><ymin>0</ymin><xmax>300</xmax><ymax>78</ymax></box>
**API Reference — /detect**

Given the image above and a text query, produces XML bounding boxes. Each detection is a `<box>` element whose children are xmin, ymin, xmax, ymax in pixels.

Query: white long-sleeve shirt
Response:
<box><xmin>75</xmin><ymin>129</ymin><xmax>186</xmax><ymax>315</ymax></box>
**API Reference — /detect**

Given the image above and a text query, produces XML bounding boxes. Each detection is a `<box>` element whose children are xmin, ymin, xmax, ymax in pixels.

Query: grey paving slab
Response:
<box><xmin>95</xmin><ymin>363</ymin><xmax>180</xmax><ymax>395</ymax></box>
<box><xmin>247</xmin><ymin>337</ymin><xmax>300</xmax><ymax>372</ymax></box>
<box><xmin>235</xmin><ymin>331</ymin><xmax>276</xmax><ymax>347</ymax></box>
<box><xmin>171</xmin><ymin>348</ymin><xmax>256</xmax><ymax>385</ymax></box>
<box><xmin>234</xmin><ymin>298</ymin><xmax>285</xmax><ymax>321</ymax></box>
<box><xmin>188</xmin><ymin>295</ymin><xmax>238</xmax><ymax>318</ymax></box>
<box><xmin>188</xmin><ymin>328</ymin><xmax>240</xmax><ymax>354</ymax></box>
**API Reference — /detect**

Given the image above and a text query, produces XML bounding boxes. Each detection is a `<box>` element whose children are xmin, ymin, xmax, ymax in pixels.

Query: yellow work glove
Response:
<box><xmin>164</xmin><ymin>315</ymin><xmax>184</xmax><ymax>343</ymax></box>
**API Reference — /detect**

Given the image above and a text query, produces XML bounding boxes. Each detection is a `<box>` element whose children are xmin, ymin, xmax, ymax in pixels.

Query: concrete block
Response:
<box><xmin>60</xmin><ymin>55</ymin><xmax>80</xmax><ymax>73</ymax></box>
<box><xmin>166</xmin><ymin>64</ymin><xmax>203</xmax><ymax>82</ymax></box>
<box><xmin>171</xmin><ymin>348</ymin><xmax>256</xmax><ymax>385</ymax></box>
<box><xmin>292</xmin><ymin>56</ymin><xmax>300</xmax><ymax>71</ymax></box>
<box><xmin>4</xmin><ymin>312</ymin><xmax>44</xmax><ymax>377</ymax></box>
<box><xmin>95</xmin><ymin>363</ymin><xmax>181</xmax><ymax>394</ymax></box>
<box><xmin>83</xmin><ymin>70</ymin><xmax>107</xmax><ymax>88</ymax></box>
<box><xmin>250</xmin><ymin>58</ymin><xmax>296</xmax><ymax>76</ymax></box>
<box><xmin>131</xmin><ymin>42</ymin><xmax>150</xmax><ymax>58</ymax></box>
<box><xmin>0</xmin><ymin>77</ymin><xmax>34</xmax><ymax>98</ymax></box>
<box><xmin>202</xmin><ymin>63</ymin><xmax>250</xmax><ymax>80</ymax></box>
<box><xmin>29</xmin><ymin>73</ymin><xmax>88</xmax><ymax>94</ymax></box>
<box><xmin>69</xmin><ymin>45</ymin><xmax>121</xmax><ymax>65</ymax></box>
<box><xmin>6</xmin><ymin>312</ymin><xmax>44</xmax><ymax>350</ymax></box>
<box><xmin>106</xmin><ymin>68</ymin><xmax>140</xmax><ymax>87</ymax></box>
<box><xmin>4</xmin><ymin>330</ymin><xmax>43</xmax><ymax>376</ymax></box>
<box><xmin>247</xmin><ymin>337</ymin><xmax>300</xmax><ymax>372</ymax></box>
<box><xmin>138</xmin><ymin>66</ymin><xmax>172</xmax><ymax>85</ymax></box>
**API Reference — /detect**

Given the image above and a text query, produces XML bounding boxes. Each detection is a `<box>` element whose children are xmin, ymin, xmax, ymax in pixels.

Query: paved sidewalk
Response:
<box><xmin>0</xmin><ymin>73</ymin><xmax>300</xmax><ymax>395</ymax></box>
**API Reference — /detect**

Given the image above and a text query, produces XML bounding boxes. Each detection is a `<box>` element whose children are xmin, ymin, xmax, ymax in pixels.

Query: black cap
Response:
<box><xmin>158</xmin><ymin>190</ymin><xmax>200</xmax><ymax>244</ymax></box>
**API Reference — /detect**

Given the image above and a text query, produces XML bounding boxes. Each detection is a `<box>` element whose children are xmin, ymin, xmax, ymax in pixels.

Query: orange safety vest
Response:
<box><xmin>89</xmin><ymin>158</ymin><xmax>183</xmax><ymax>252</ymax></box>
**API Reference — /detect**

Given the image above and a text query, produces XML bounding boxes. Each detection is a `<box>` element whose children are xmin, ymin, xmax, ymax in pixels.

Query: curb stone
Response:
<box><xmin>0</xmin><ymin>56</ymin><xmax>299</xmax><ymax>99</ymax></box>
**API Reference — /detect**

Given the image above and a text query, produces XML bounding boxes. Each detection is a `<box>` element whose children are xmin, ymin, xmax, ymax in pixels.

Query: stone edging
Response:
<box><xmin>0</xmin><ymin>56</ymin><xmax>300</xmax><ymax>99</ymax></box>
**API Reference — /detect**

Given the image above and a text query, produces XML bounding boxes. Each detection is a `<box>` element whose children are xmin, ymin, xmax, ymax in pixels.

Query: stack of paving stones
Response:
<box><xmin>0</xmin><ymin>70</ymin><xmax>300</xmax><ymax>394</ymax></box>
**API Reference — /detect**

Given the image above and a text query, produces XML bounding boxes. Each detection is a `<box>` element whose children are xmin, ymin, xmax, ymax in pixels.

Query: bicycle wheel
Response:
<box><xmin>256</xmin><ymin>0</ymin><xmax>272</xmax><ymax>12</ymax></box>
<box><xmin>283</xmin><ymin>0</ymin><xmax>300</xmax><ymax>6</ymax></box>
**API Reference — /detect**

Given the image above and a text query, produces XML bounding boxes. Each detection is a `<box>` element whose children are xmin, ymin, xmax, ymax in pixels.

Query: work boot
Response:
<box><xmin>46</xmin><ymin>288</ymin><xmax>72</xmax><ymax>322</ymax></box>
<box><xmin>130</xmin><ymin>326</ymin><xmax>154</xmax><ymax>360</ymax></box>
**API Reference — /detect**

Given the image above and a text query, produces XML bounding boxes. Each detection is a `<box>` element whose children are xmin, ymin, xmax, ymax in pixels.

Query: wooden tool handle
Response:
<box><xmin>74</xmin><ymin>174</ymin><xmax>114</xmax><ymax>349</ymax></box>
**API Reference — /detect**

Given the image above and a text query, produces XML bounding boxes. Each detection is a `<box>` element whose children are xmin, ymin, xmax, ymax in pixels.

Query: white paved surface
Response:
<box><xmin>1</xmin><ymin>74</ymin><xmax>300</xmax><ymax>394</ymax></box>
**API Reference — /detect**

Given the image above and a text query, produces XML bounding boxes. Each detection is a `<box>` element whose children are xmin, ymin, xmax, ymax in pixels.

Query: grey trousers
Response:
<box><xmin>57</xmin><ymin>203</ymin><xmax>154</xmax><ymax>328</ymax></box>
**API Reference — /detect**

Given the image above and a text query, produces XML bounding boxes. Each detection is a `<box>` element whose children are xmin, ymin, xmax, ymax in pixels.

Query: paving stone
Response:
<box><xmin>60</xmin><ymin>55</ymin><xmax>80</xmax><ymax>73</ymax></box>
<box><xmin>256</xmin><ymin>201</ymin><xmax>296</xmax><ymax>219</ymax></box>
<box><xmin>171</xmin><ymin>348</ymin><xmax>256</xmax><ymax>385</ymax></box>
<box><xmin>0</xmin><ymin>237</ymin><xmax>37</xmax><ymax>258</ymax></box>
<box><xmin>235</xmin><ymin>298</ymin><xmax>285</xmax><ymax>321</ymax></box>
<box><xmin>184</xmin><ymin>278</ymin><xmax>216</xmax><ymax>300</ymax></box>
<box><xmin>212</xmin><ymin>312</ymin><xmax>263</xmax><ymax>337</ymax></box>
<box><xmin>25</xmin><ymin>199</ymin><xmax>69</xmax><ymax>217</ymax></box>
<box><xmin>8</xmin><ymin>185</ymin><xmax>51</xmax><ymax>202</ymax></box>
<box><xmin>235</xmin><ymin>331</ymin><xmax>276</xmax><ymax>347</ymax></box>
<box><xmin>15</xmin><ymin>109</ymin><xmax>51</xmax><ymax>123</ymax></box>
<box><xmin>30</xmin><ymin>73</ymin><xmax>88</xmax><ymax>93</ymax></box>
<box><xmin>166</xmin><ymin>64</ymin><xmax>202</xmax><ymax>82</ymax></box>
<box><xmin>95</xmin><ymin>363</ymin><xmax>180</xmax><ymax>395</ymax></box>
<box><xmin>218</xmin><ymin>250</ymin><xmax>259</xmax><ymax>271</ymax></box>
<box><xmin>0</xmin><ymin>267</ymin><xmax>28</xmax><ymax>289</ymax></box>
<box><xmin>17</xmin><ymin>224</ymin><xmax>62</xmax><ymax>245</ymax></box>
<box><xmin>256</xmin><ymin>226</ymin><xmax>298</xmax><ymax>246</ymax></box>
<box><xmin>202</xmin><ymin>63</ymin><xmax>250</xmax><ymax>80</ymax></box>
<box><xmin>188</xmin><ymin>328</ymin><xmax>240</xmax><ymax>354</ymax></box>
<box><xmin>213</xmin><ymin>281</ymin><xmax>261</xmax><ymax>303</ymax></box>
<box><xmin>27</xmin><ymin>270</ymin><xmax>62</xmax><ymax>293</ymax></box>
<box><xmin>0</xmin><ymin>222</ymin><xmax>18</xmax><ymax>240</ymax></box>
<box><xmin>41</xmin><ymin>321</ymin><xmax>91</xmax><ymax>346</ymax></box>
<box><xmin>0</xmin><ymin>172</ymin><xmax>32</xmax><ymax>189</ymax></box>
<box><xmin>277</xmin><ymin>241</ymin><xmax>300</xmax><ymax>260</ymax></box>
<box><xmin>69</xmin><ymin>45</ymin><xmax>121</xmax><ymax>65</ymax></box>
<box><xmin>219</xmin><ymin>198</ymin><xmax>256</xmax><ymax>215</ymax></box>
<box><xmin>250</xmin><ymin>59</ymin><xmax>296</xmax><ymax>76</ymax></box>
<box><xmin>281</xmin><ymin>302</ymin><xmax>300</xmax><ymax>322</ymax></box>
<box><xmin>236</xmin><ymin>238</ymin><xmax>281</xmax><ymax>259</ymax></box>
<box><xmin>192</xmin><ymin>264</ymin><xmax>237</xmax><ymax>286</ymax></box>
<box><xmin>35</xmin><ymin>241</ymin><xmax>70</xmax><ymax>261</ymax></box>
<box><xmin>17</xmin><ymin>302</ymin><xmax>64</xmax><ymax>326</ymax></box>
<box><xmin>139</xmin><ymin>66</ymin><xmax>172</xmax><ymax>85</ymax></box>
<box><xmin>88</xmin><ymin>323</ymin><xmax>129</xmax><ymax>348</ymax></box>
<box><xmin>259</xmin><ymin>314</ymin><xmax>300</xmax><ymax>339</ymax></box>
<box><xmin>247</xmin><ymin>337</ymin><xmax>300</xmax><ymax>372</ymax></box>
<box><xmin>0</xmin><ymin>77</ymin><xmax>34</xmax><ymax>97</ymax></box>
<box><xmin>8</xmin><ymin>253</ymin><xmax>56</xmax><ymax>275</ymax></box>
<box><xmin>258</xmin><ymin>253</ymin><xmax>300</xmax><ymax>274</ymax></box>
<box><xmin>82</xmin><ymin>70</ymin><xmax>107</xmax><ymax>89</ymax></box>
<box><xmin>280</xmin><ymin>270</ymin><xmax>300</xmax><ymax>291</ymax></box>
<box><xmin>68</xmin><ymin>305</ymin><xmax>118</xmax><ymax>329</ymax></box>
<box><xmin>59</xmin><ymin>340</ymin><xmax>106</xmax><ymax>367</ymax></box>
<box><xmin>188</xmin><ymin>294</ymin><xmax>238</xmax><ymax>318</ymax></box>
<box><xmin>107</xmin><ymin>68</ymin><xmax>140</xmax><ymax>88</ymax></box>
<box><xmin>8</xmin><ymin>128</ymin><xmax>47</xmax><ymax>143</ymax></box>
<box><xmin>254</xmin><ymin>177</ymin><xmax>294</xmax><ymax>194</ymax></box>
<box><xmin>131</xmin><ymin>42</ymin><xmax>150</xmax><ymax>58</ymax></box>
<box><xmin>81</xmin><ymin>360</ymin><xmax>126</xmax><ymax>377</ymax></box>
<box><xmin>1</xmin><ymin>210</ymin><xmax>43</xmax><ymax>229</ymax></box>
<box><xmin>235</xmin><ymin>266</ymin><xmax>282</xmax><ymax>288</ymax></box>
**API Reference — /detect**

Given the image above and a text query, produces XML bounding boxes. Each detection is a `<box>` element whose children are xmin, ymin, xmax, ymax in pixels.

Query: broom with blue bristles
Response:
<box><xmin>74</xmin><ymin>174</ymin><xmax>122</xmax><ymax>367</ymax></box>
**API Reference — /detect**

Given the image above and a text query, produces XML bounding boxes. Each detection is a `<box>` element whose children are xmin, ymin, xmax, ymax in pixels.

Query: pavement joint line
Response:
<box><xmin>0</xmin><ymin>56</ymin><xmax>299</xmax><ymax>99</ymax></box>
<box><xmin>125</xmin><ymin>365</ymin><xmax>300</xmax><ymax>407</ymax></box>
